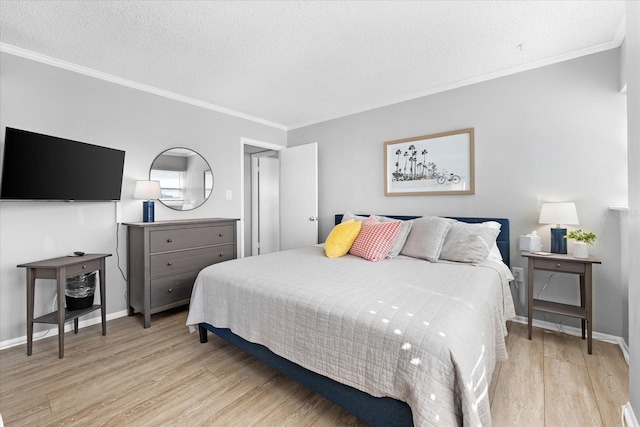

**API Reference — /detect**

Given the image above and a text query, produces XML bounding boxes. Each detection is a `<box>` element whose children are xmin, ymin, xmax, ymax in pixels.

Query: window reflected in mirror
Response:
<box><xmin>150</xmin><ymin>148</ymin><xmax>213</xmax><ymax>211</ymax></box>
<box><xmin>204</xmin><ymin>170</ymin><xmax>213</xmax><ymax>199</ymax></box>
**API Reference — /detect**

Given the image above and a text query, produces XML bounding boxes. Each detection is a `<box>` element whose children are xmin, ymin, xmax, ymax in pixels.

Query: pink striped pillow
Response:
<box><xmin>349</xmin><ymin>216</ymin><xmax>402</xmax><ymax>262</ymax></box>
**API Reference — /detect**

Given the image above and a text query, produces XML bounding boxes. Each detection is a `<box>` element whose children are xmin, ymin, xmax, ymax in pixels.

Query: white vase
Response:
<box><xmin>573</xmin><ymin>242</ymin><xmax>589</xmax><ymax>258</ymax></box>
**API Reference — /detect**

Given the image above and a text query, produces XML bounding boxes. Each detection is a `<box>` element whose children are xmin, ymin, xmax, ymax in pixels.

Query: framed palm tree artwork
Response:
<box><xmin>384</xmin><ymin>128</ymin><xmax>475</xmax><ymax>196</ymax></box>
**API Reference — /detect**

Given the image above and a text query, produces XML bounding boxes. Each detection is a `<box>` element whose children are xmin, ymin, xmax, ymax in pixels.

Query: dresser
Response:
<box><xmin>124</xmin><ymin>218</ymin><xmax>238</xmax><ymax>327</ymax></box>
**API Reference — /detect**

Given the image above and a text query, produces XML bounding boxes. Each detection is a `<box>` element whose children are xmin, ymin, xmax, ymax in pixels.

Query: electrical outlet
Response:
<box><xmin>512</xmin><ymin>267</ymin><xmax>524</xmax><ymax>282</ymax></box>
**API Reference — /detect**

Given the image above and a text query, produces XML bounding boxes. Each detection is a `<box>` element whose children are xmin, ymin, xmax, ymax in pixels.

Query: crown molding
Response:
<box><xmin>287</xmin><ymin>39</ymin><xmax>624</xmax><ymax>130</ymax></box>
<box><xmin>0</xmin><ymin>43</ymin><xmax>288</xmax><ymax>131</ymax></box>
<box><xmin>1</xmin><ymin>36</ymin><xmax>624</xmax><ymax>133</ymax></box>
<box><xmin>614</xmin><ymin>16</ymin><xmax>627</xmax><ymax>46</ymax></box>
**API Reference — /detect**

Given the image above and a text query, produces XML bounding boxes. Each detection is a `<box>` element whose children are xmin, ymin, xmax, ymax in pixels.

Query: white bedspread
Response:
<box><xmin>186</xmin><ymin>245</ymin><xmax>516</xmax><ymax>426</ymax></box>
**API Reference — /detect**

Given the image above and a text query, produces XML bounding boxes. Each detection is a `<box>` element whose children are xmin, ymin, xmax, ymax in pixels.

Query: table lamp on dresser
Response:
<box><xmin>134</xmin><ymin>180</ymin><xmax>161</xmax><ymax>222</ymax></box>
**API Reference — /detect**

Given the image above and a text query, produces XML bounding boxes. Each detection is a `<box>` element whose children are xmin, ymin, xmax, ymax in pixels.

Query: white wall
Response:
<box><xmin>625</xmin><ymin>0</ymin><xmax>640</xmax><ymax>421</ymax></box>
<box><xmin>0</xmin><ymin>52</ymin><xmax>286</xmax><ymax>344</ymax></box>
<box><xmin>288</xmin><ymin>49</ymin><xmax>628</xmax><ymax>339</ymax></box>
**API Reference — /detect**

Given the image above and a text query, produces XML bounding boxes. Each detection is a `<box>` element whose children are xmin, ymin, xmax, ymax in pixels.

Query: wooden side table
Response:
<box><xmin>522</xmin><ymin>251</ymin><xmax>601</xmax><ymax>354</ymax></box>
<box><xmin>18</xmin><ymin>253</ymin><xmax>111</xmax><ymax>358</ymax></box>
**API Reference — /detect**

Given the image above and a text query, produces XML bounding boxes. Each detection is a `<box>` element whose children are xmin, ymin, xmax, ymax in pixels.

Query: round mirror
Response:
<box><xmin>150</xmin><ymin>147</ymin><xmax>213</xmax><ymax>211</ymax></box>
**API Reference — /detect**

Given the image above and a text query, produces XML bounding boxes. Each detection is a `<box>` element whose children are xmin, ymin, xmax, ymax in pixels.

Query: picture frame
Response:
<box><xmin>384</xmin><ymin>128</ymin><xmax>474</xmax><ymax>196</ymax></box>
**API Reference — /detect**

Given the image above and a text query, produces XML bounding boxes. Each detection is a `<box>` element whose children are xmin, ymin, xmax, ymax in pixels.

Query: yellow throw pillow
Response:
<box><xmin>324</xmin><ymin>219</ymin><xmax>362</xmax><ymax>258</ymax></box>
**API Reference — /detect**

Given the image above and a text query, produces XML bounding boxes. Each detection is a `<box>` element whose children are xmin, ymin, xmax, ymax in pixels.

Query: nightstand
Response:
<box><xmin>18</xmin><ymin>254</ymin><xmax>110</xmax><ymax>358</ymax></box>
<box><xmin>522</xmin><ymin>251</ymin><xmax>601</xmax><ymax>354</ymax></box>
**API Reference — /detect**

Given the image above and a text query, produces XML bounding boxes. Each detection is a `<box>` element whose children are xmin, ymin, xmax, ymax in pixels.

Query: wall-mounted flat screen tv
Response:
<box><xmin>0</xmin><ymin>127</ymin><xmax>126</xmax><ymax>201</ymax></box>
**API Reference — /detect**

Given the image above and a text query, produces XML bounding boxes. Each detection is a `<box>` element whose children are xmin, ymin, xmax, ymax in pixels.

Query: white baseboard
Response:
<box><xmin>511</xmin><ymin>316</ymin><xmax>630</xmax><ymax>365</ymax></box>
<box><xmin>624</xmin><ymin>402</ymin><xmax>639</xmax><ymax>427</ymax></box>
<box><xmin>0</xmin><ymin>310</ymin><xmax>129</xmax><ymax>351</ymax></box>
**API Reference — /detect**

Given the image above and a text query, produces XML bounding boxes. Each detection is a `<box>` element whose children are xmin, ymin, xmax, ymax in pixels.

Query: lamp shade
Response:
<box><xmin>539</xmin><ymin>202</ymin><xmax>579</xmax><ymax>226</ymax></box>
<box><xmin>133</xmin><ymin>180</ymin><xmax>161</xmax><ymax>200</ymax></box>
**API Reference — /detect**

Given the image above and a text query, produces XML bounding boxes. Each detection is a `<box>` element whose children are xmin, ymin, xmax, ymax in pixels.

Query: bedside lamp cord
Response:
<box><xmin>116</xmin><ymin>223</ymin><xmax>128</xmax><ymax>304</ymax></box>
<box><xmin>536</xmin><ymin>273</ymin><xmax>565</xmax><ymax>333</ymax></box>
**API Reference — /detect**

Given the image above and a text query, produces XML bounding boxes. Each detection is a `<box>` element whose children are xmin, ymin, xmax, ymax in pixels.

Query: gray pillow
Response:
<box><xmin>439</xmin><ymin>221</ymin><xmax>501</xmax><ymax>264</ymax></box>
<box><xmin>376</xmin><ymin>215</ymin><xmax>413</xmax><ymax>258</ymax></box>
<box><xmin>400</xmin><ymin>216</ymin><xmax>453</xmax><ymax>262</ymax></box>
<box><xmin>341</xmin><ymin>211</ymin><xmax>367</xmax><ymax>223</ymax></box>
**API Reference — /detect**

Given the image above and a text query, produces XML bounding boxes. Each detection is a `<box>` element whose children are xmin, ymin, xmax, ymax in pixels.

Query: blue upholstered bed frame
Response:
<box><xmin>198</xmin><ymin>215</ymin><xmax>510</xmax><ymax>426</ymax></box>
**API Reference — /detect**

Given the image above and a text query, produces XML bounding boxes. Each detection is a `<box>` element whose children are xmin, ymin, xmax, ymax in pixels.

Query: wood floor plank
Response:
<box><xmin>0</xmin><ymin>392</ymin><xmax>51</xmax><ymax>426</ymax></box>
<box><xmin>582</xmin><ymin>339</ymin><xmax>629</xmax><ymax>427</ymax></box>
<box><xmin>490</xmin><ymin>322</ymin><xmax>545</xmax><ymax>426</ymax></box>
<box><xmin>251</xmin><ymin>385</ymin><xmax>326</xmax><ymax>426</ymax></box>
<box><xmin>0</xmin><ymin>309</ymin><xmax>628</xmax><ymax>427</ymax></box>
<box><xmin>47</xmin><ymin>338</ymin><xmax>214</xmax><ymax>415</ymax></box>
<box><xmin>0</xmin><ymin>318</ymin><xmax>188</xmax><ymax>395</ymax></box>
<box><xmin>544</xmin><ymin>356</ymin><xmax>602</xmax><ymax>426</ymax></box>
<box><xmin>543</xmin><ymin>328</ymin><xmax>586</xmax><ymax>366</ymax></box>
<box><xmin>199</xmin><ymin>374</ymin><xmax>308</xmax><ymax>425</ymax></box>
<box><xmin>139</xmin><ymin>360</ymin><xmax>281</xmax><ymax>426</ymax></box>
<box><xmin>65</xmin><ymin>366</ymin><xmax>218</xmax><ymax>427</ymax></box>
<box><xmin>1</xmin><ymin>325</ymin><xmax>192</xmax><ymax>414</ymax></box>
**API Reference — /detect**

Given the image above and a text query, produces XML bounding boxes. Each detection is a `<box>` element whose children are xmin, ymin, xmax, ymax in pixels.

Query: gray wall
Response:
<box><xmin>625</xmin><ymin>0</ymin><xmax>640</xmax><ymax>419</ymax></box>
<box><xmin>288</xmin><ymin>49</ymin><xmax>628</xmax><ymax>339</ymax></box>
<box><xmin>0</xmin><ymin>52</ymin><xmax>286</xmax><ymax>343</ymax></box>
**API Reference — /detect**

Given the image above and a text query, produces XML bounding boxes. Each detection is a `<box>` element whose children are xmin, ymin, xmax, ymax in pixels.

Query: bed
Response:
<box><xmin>187</xmin><ymin>214</ymin><xmax>515</xmax><ymax>426</ymax></box>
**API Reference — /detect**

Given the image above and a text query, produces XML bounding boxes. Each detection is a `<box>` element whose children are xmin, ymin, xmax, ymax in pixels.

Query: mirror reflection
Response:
<box><xmin>150</xmin><ymin>147</ymin><xmax>213</xmax><ymax>211</ymax></box>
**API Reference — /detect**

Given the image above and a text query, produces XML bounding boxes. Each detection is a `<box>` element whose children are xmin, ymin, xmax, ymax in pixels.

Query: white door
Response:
<box><xmin>280</xmin><ymin>143</ymin><xmax>318</xmax><ymax>250</ymax></box>
<box><xmin>251</xmin><ymin>154</ymin><xmax>280</xmax><ymax>255</ymax></box>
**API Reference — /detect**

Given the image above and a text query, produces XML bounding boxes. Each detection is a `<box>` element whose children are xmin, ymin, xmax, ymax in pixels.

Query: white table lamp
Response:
<box><xmin>538</xmin><ymin>202</ymin><xmax>579</xmax><ymax>254</ymax></box>
<box><xmin>134</xmin><ymin>180</ymin><xmax>162</xmax><ymax>222</ymax></box>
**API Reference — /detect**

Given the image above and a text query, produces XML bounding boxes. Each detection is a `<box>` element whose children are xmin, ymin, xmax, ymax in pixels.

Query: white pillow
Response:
<box><xmin>400</xmin><ymin>216</ymin><xmax>453</xmax><ymax>262</ymax></box>
<box><xmin>341</xmin><ymin>211</ymin><xmax>367</xmax><ymax>223</ymax></box>
<box><xmin>439</xmin><ymin>221</ymin><xmax>501</xmax><ymax>264</ymax></box>
<box><xmin>376</xmin><ymin>215</ymin><xmax>413</xmax><ymax>258</ymax></box>
<box><xmin>482</xmin><ymin>221</ymin><xmax>503</xmax><ymax>260</ymax></box>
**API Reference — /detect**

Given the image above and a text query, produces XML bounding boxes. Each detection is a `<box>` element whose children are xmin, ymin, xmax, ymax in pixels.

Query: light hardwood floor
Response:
<box><xmin>0</xmin><ymin>308</ymin><xmax>628</xmax><ymax>426</ymax></box>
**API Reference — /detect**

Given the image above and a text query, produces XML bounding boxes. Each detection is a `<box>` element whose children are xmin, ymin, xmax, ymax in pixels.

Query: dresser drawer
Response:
<box><xmin>66</xmin><ymin>259</ymin><xmax>102</xmax><ymax>278</ymax></box>
<box><xmin>150</xmin><ymin>271</ymin><xmax>198</xmax><ymax>309</ymax></box>
<box><xmin>208</xmin><ymin>243</ymin><xmax>236</xmax><ymax>265</ymax></box>
<box><xmin>534</xmin><ymin>258</ymin><xmax>586</xmax><ymax>274</ymax></box>
<box><xmin>150</xmin><ymin>246</ymin><xmax>220</xmax><ymax>278</ymax></box>
<box><xmin>150</xmin><ymin>225</ymin><xmax>235</xmax><ymax>253</ymax></box>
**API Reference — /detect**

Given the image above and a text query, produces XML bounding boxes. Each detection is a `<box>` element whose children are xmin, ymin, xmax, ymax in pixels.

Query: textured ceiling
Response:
<box><xmin>0</xmin><ymin>1</ymin><xmax>626</xmax><ymax>130</ymax></box>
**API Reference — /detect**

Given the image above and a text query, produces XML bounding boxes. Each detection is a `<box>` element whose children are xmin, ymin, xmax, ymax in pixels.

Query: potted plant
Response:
<box><xmin>565</xmin><ymin>229</ymin><xmax>597</xmax><ymax>258</ymax></box>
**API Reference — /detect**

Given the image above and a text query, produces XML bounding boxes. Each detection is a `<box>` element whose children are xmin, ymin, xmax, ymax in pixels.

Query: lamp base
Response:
<box><xmin>143</xmin><ymin>200</ymin><xmax>155</xmax><ymax>222</ymax></box>
<box><xmin>550</xmin><ymin>227</ymin><xmax>567</xmax><ymax>254</ymax></box>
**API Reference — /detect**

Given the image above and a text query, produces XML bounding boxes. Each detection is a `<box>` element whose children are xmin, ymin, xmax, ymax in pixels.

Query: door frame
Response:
<box><xmin>239</xmin><ymin>137</ymin><xmax>284</xmax><ymax>258</ymax></box>
<box><xmin>251</xmin><ymin>152</ymin><xmax>279</xmax><ymax>256</ymax></box>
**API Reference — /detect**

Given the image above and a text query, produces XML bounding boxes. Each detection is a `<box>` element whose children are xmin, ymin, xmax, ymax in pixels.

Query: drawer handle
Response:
<box><xmin>219</xmin><ymin>233</ymin><xmax>224</xmax><ymax>237</ymax></box>
<box><xmin>167</xmin><ymin>262</ymin><xmax>173</xmax><ymax>266</ymax></box>
<box><xmin>82</xmin><ymin>265</ymin><xmax>87</xmax><ymax>269</ymax></box>
<box><xmin>168</xmin><ymin>288</ymin><xmax>172</xmax><ymax>293</ymax></box>
<box><xmin>556</xmin><ymin>263</ymin><xmax>561</xmax><ymax>268</ymax></box>
<box><xmin>219</xmin><ymin>253</ymin><xmax>224</xmax><ymax>257</ymax></box>
<box><xmin>167</xmin><ymin>238</ymin><xmax>173</xmax><ymax>243</ymax></box>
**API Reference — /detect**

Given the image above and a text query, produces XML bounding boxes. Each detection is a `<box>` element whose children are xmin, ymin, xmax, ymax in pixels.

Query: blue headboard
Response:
<box><xmin>334</xmin><ymin>214</ymin><xmax>510</xmax><ymax>267</ymax></box>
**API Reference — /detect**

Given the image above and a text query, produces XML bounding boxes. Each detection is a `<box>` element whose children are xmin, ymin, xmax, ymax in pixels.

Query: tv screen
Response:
<box><xmin>0</xmin><ymin>128</ymin><xmax>125</xmax><ymax>201</ymax></box>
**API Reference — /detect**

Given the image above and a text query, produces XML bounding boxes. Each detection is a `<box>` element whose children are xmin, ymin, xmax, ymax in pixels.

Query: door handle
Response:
<box><xmin>309</xmin><ymin>216</ymin><xmax>318</xmax><ymax>221</ymax></box>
